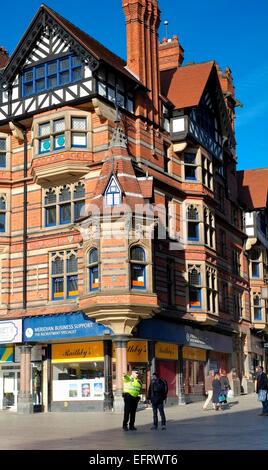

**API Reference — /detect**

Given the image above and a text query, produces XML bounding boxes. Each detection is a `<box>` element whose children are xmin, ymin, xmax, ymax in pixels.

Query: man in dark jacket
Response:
<box><xmin>147</xmin><ymin>372</ymin><xmax>168</xmax><ymax>430</ymax></box>
<box><xmin>256</xmin><ymin>365</ymin><xmax>268</xmax><ymax>416</ymax></box>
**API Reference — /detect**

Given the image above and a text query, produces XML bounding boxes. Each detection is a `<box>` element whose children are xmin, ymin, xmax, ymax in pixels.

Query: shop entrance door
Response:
<box><xmin>2</xmin><ymin>370</ymin><xmax>20</xmax><ymax>411</ymax></box>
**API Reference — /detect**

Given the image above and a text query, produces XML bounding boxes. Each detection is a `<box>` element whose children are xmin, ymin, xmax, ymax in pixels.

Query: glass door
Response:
<box><xmin>3</xmin><ymin>370</ymin><xmax>19</xmax><ymax>411</ymax></box>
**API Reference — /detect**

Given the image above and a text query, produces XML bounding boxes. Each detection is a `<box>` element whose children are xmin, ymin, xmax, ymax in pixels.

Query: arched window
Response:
<box><xmin>88</xmin><ymin>248</ymin><xmax>99</xmax><ymax>292</ymax></box>
<box><xmin>59</xmin><ymin>186</ymin><xmax>71</xmax><ymax>224</ymax></box>
<box><xmin>188</xmin><ymin>265</ymin><xmax>202</xmax><ymax>308</ymax></box>
<box><xmin>45</xmin><ymin>183</ymin><xmax>85</xmax><ymax>227</ymax></box>
<box><xmin>51</xmin><ymin>250</ymin><xmax>78</xmax><ymax>301</ymax></box>
<box><xmin>0</xmin><ymin>196</ymin><xmax>6</xmax><ymax>233</ymax></box>
<box><xmin>130</xmin><ymin>246</ymin><xmax>146</xmax><ymax>289</ymax></box>
<box><xmin>105</xmin><ymin>176</ymin><xmax>121</xmax><ymax>206</ymax></box>
<box><xmin>187</xmin><ymin>205</ymin><xmax>199</xmax><ymax>241</ymax></box>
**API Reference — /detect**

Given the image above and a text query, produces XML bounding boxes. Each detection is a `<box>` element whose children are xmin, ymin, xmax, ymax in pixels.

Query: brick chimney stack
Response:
<box><xmin>159</xmin><ymin>35</ymin><xmax>184</xmax><ymax>71</ymax></box>
<box><xmin>122</xmin><ymin>0</ymin><xmax>160</xmax><ymax>123</ymax></box>
<box><xmin>0</xmin><ymin>47</ymin><xmax>9</xmax><ymax>68</ymax></box>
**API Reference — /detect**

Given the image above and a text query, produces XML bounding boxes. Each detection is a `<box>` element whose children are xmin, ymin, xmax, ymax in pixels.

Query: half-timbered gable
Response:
<box><xmin>0</xmin><ymin>4</ymin><xmax>142</xmax><ymax>124</ymax></box>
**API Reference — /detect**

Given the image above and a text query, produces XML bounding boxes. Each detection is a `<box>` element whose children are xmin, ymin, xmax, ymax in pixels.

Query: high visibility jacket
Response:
<box><xmin>123</xmin><ymin>374</ymin><xmax>142</xmax><ymax>397</ymax></box>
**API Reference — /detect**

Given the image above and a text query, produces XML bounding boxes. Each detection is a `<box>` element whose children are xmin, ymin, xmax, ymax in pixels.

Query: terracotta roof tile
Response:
<box><xmin>237</xmin><ymin>169</ymin><xmax>268</xmax><ymax>210</ymax></box>
<box><xmin>161</xmin><ymin>61</ymin><xmax>214</xmax><ymax>109</ymax></box>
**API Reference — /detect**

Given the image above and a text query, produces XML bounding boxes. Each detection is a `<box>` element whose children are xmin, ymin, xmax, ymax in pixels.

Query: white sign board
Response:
<box><xmin>52</xmin><ymin>378</ymin><xmax>104</xmax><ymax>401</ymax></box>
<box><xmin>0</xmin><ymin>320</ymin><xmax>22</xmax><ymax>344</ymax></box>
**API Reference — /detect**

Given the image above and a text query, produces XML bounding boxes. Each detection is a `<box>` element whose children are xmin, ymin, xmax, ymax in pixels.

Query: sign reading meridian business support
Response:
<box><xmin>23</xmin><ymin>312</ymin><xmax>113</xmax><ymax>342</ymax></box>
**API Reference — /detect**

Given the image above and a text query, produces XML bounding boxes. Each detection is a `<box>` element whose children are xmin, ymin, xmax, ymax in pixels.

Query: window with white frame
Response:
<box><xmin>188</xmin><ymin>265</ymin><xmax>202</xmax><ymax>308</ymax></box>
<box><xmin>36</xmin><ymin>114</ymin><xmax>89</xmax><ymax>155</ymax></box>
<box><xmin>184</xmin><ymin>152</ymin><xmax>197</xmax><ymax>181</ymax></box>
<box><xmin>206</xmin><ymin>267</ymin><xmax>217</xmax><ymax>314</ymax></box>
<box><xmin>105</xmin><ymin>176</ymin><xmax>122</xmax><ymax>207</ymax></box>
<box><xmin>88</xmin><ymin>248</ymin><xmax>99</xmax><ymax>292</ymax></box>
<box><xmin>0</xmin><ymin>138</ymin><xmax>6</xmax><ymax>168</ymax></box>
<box><xmin>130</xmin><ymin>246</ymin><xmax>146</xmax><ymax>289</ymax></box>
<box><xmin>0</xmin><ymin>196</ymin><xmax>6</xmax><ymax>233</ymax></box>
<box><xmin>204</xmin><ymin>208</ymin><xmax>215</xmax><ymax>249</ymax></box>
<box><xmin>253</xmin><ymin>294</ymin><xmax>262</xmax><ymax>321</ymax></box>
<box><xmin>96</xmin><ymin>68</ymin><xmax>134</xmax><ymax>113</ymax></box>
<box><xmin>202</xmin><ymin>155</ymin><xmax>213</xmax><ymax>190</ymax></box>
<box><xmin>187</xmin><ymin>205</ymin><xmax>200</xmax><ymax>241</ymax></box>
<box><xmin>51</xmin><ymin>250</ymin><xmax>78</xmax><ymax>301</ymax></box>
<box><xmin>44</xmin><ymin>182</ymin><xmax>85</xmax><ymax>227</ymax></box>
<box><xmin>249</xmin><ymin>249</ymin><xmax>261</xmax><ymax>279</ymax></box>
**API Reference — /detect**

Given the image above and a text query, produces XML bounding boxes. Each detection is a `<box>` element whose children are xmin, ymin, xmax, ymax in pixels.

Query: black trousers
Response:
<box><xmin>123</xmin><ymin>394</ymin><xmax>139</xmax><ymax>428</ymax></box>
<box><xmin>152</xmin><ymin>401</ymin><xmax>166</xmax><ymax>427</ymax></box>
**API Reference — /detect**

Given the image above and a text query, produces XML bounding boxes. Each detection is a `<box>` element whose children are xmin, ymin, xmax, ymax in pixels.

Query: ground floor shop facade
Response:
<box><xmin>0</xmin><ymin>313</ymin><xmax>265</xmax><ymax>412</ymax></box>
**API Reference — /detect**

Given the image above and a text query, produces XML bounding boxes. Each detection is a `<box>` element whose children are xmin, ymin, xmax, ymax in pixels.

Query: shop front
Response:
<box><xmin>183</xmin><ymin>346</ymin><xmax>206</xmax><ymax>399</ymax></box>
<box><xmin>0</xmin><ymin>319</ymin><xmax>22</xmax><ymax>412</ymax></box>
<box><xmin>22</xmin><ymin>312</ymin><xmax>113</xmax><ymax>412</ymax></box>
<box><xmin>155</xmin><ymin>342</ymin><xmax>178</xmax><ymax>402</ymax></box>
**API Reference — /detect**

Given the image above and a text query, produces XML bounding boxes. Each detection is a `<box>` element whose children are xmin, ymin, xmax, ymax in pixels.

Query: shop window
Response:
<box><xmin>0</xmin><ymin>138</ymin><xmax>6</xmax><ymax>168</ymax></box>
<box><xmin>187</xmin><ymin>205</ymin><xmax>200</xmax><ymax>241</ymax></box>
<box><xmin>130</xmin><ymin>246</ymin><xmax>146</xmax><ymax>289</ymax></box>
<box><xmin>105</xmin><ymin>176</ymin><xmax>122</xmax><ymax>207</ymax></box>
<box><xmin>184</xmin><ymin>153</ymin><xmax>197</xmax><ymax>181</ymax></box>
<box><xmin>88</xmin><ymin>248</ymin><xmax>99</xmax><ymax>292</ymax></box>
<box><xmin>253</xmin><ymin>295</ymin><xmax>262</xmax><ymax>321</ymax></box>
<box><xmin>0</xmin><ymin>195</ymin><xmax>6</xmax><ymax>232</ymax></box>
<box><xmin>44</xmin><ymin>182</ymin><xmax>85</xmax><ymax>227</ymax></box>
<box><xmin>188</xmin><ymin>266</ymin><xmax>202</xmax><ymax>308</ymax></box>
<box><xmin>51</xmin><ymin>250</ymin><xmax>78</xmax><ymax>301</ymax></box>
<box><xmin>22</xmin><ymin>55</ymin><xmax>83</xmax><ymax>97</ymax></box>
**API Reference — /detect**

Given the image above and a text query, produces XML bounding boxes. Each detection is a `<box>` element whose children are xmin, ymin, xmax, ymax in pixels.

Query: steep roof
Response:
<box><xmin>237</xmin><ymin>169</ymin><xmax>268</xmax><ymax>210</ymax></box>
<box><xmin>1</xmin><ymin>4</ymin><xmax>143</xmax><ymax>86</ymax></box>
<box><xmin>160</xmin><ymin>61</ymin><xmax>214</xmax><ymax>109</ymax></box>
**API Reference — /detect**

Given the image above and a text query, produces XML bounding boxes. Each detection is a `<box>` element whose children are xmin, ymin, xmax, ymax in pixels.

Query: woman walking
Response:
<box><xmin>212</xmin><ymin>372</ymin><xmax>221</xmax><ymax>411</ymax></box>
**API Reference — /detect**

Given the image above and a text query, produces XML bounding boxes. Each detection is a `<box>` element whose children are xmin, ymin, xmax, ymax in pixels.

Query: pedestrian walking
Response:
<box><xmin>255</xmin><ymin>365</ymin><xmax>268</xmax><ymax>416</ymax></box>
<box><xmin>212</xmin><ymin>372</ymin><xmax>221</xmax><ymax>411</ymax></box>
<box><xmin>220</xmin><ymin>369</ymin><xmax>231</xmax><ymax>408</ymax></box>
<box><xmin>122</xmin><ymin>369</ymin><xmax>142</xmax><ymax>431</ymax></box>
<box><xmin>147</xmin><ymin>372</ymin><xmax>168</xmax><ymax>430</ymax></box>
<box><xmin>203</xmin><ymin>370</ymin><xmax>214</xmax><ymax>410</ymax></box>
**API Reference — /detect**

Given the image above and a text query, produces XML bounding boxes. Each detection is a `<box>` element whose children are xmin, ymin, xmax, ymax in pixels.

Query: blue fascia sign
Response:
<box><xmin>23</xmin><ymin>312</ymin><xmax>113</xmax><ymax>342</ymax></box>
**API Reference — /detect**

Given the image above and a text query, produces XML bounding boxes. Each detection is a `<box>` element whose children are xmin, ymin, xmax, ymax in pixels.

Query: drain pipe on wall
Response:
<box><xmin>9</xmin><ymin>122</ymin><xmax>28</xmax><ymax>310</ymax></box>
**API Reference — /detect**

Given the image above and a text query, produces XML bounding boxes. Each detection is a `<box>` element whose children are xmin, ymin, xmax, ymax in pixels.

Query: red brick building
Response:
<box><xmin>0</xmin><ymin>0</ymin><xmax>267</xmax><ymax>413</ymax></box>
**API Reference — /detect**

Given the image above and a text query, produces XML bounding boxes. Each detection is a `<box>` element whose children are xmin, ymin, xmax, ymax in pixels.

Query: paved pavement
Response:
<box><xmin>0</xmin><ymin>394</ymin><xmax>267</xmax><ymax>450</ymax></box>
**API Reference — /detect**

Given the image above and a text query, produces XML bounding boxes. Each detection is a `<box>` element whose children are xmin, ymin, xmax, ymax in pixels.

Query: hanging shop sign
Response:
<box><xmin>183</xmin><ymin>346</ymin><xmax>206</xmax><ymax>362</ymax></box>
<box><xmin>0</xmin><ymin>346</ymin><xmax>14</xmax><ymax>363</ymax></box>
<box><xmin>23</xmin><ymin>312</ymin><xmax>113</xmax><ymax>342</ymax></box>
<box><xmin>52</xmin><ymin>341</ymin><xmax>104</xmax><ymax>363</ymax></box>
<box><xmin>155</xmin><ymin>342</ymin><xmax>178</xmax><ymax>360</ymax></box>
<box><xmin>0</xmin><ymin>320</ymin><xmax>22</xmax><ymax>344</ymax></box>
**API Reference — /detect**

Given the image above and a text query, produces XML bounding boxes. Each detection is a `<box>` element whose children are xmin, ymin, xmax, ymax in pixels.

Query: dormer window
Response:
<box><xmin>105</xmin><ymin>176</ymin><xmax>122</xmax><ymax>206</ymax></box>
<box><xmin>22</xmin><ymin>55</ymin><xmax>83</xmax><ymax>97</ymax></box>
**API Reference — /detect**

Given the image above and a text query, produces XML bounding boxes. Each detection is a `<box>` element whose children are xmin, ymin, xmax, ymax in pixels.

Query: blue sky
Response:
<box><xmin>1</xmin><ymin>0</ymin><xmax>267</xmax><ymax>170</ymax></box>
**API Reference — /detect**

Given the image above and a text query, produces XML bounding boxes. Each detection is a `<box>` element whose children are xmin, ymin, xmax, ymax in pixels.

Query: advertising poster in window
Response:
<box><xmin>53</xmin><ymin>378</ymin><xmax>104</xmax><ymax>401</ymax></box>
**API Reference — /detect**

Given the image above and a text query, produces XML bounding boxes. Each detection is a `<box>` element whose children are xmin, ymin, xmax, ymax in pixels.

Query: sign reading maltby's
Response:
<box><xmin>23</xmin><ymin>312</ymin><xmax>113</xmax><ymax>342</ymax></box>
<box><xmin>127</xmin><ymin>341</ymin><xmax>148</xmax><ymax>362</ymax></box>
<box><xmin>0</xmin><ymin>319</ymin><xmax>22</xmax><ymax>344</ymax></box>
<box><xmin>52</xmin><ymin>342</ymin><xmax>104</xmax><ymax>363</ymax></box>
<box><xmin>155</xmin><ymin>342</ymin><xmax>178</xmax><ymax>360</ymax></box>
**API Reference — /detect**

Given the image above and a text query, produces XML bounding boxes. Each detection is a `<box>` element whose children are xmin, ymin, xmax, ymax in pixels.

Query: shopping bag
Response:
<box><xmin>218</xmin><ymin>393</ymin><xmax>226</xmax><ymax>403</ymax></box>
<box><xmin>258</xmin><ymin>390</ymin><xmax>267</xmax><ymax>402</ymax></box>
<box><xmin>227</xmin><ymin>389</ymin><xmax>234</xmax><ymax>400</ymax></box>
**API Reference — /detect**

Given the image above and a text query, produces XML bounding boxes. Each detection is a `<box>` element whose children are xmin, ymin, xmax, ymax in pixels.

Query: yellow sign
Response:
<box><xmin>183</xmin><ymin>346</ymin><xmax>206</xmax><ymax>361</ymax></box>
<box><xmin>155</xmin><ymin>342</ymin><xmax>178</xmax><ymax>360</ymax></box>
<box><xmin>52</xmin><ymin>342</ymin><xmax>104</xmax><ymax>363</ymax></box>
<box><xmin>127</xmin><ymin>341</ymin><xmax>148</xmax><ymax>362</ymax></box>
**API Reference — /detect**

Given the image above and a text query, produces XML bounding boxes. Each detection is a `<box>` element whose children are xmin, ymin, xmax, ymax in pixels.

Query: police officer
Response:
<box><xmin>122</xmin><ymin>369</ymin><xmax>142</xmax><ymax>431</ymax></box>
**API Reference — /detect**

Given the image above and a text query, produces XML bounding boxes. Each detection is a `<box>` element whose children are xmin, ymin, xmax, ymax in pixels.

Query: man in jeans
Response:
<box><xmin>147</xmin><ymin>372</ymin><xmax>168</xmax><ymax>430</ymax></box>
<box><xmin>203</xmin><ymin>370</ymin><xmax>214</xmax><ymax>410</ymax></box>
<box><xmin>256</xmin><ymin>365</ymin><xmax>268</xmax><ymax>416</ymax></box>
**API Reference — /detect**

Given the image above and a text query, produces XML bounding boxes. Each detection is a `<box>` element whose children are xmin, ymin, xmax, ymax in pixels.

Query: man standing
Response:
<box><xmin>122</xmin><ymin>369</ymin><xmax>142</xmax><ymax>431</ymax></box>
<box><xmin>256</xmin><ymin>365</ymin><xmax>268</xmax><ymax>416</ymax></box>
<box><xmin>147</xmin><ymin>372</ymin><xmax>168</xmax><ymax>430</ymax></box>
<box><xmin>203</xmin><ymin>370</ymin><xmax>214</xmax><ymax>410</ymax></box>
